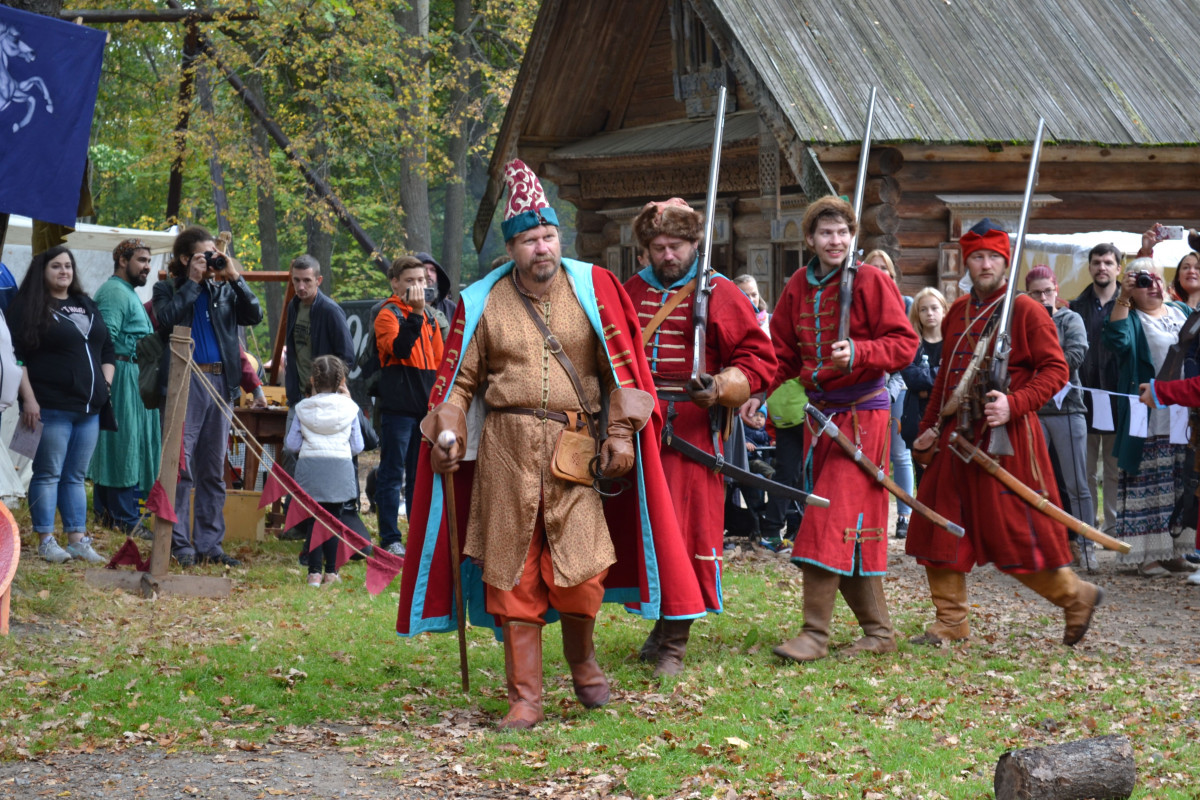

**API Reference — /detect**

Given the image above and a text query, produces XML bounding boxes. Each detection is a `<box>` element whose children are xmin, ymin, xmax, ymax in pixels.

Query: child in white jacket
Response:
<box><xmin>285</xmin><ymin>355</ymin><xmax>364</xmax><ymax>586</ymax></box>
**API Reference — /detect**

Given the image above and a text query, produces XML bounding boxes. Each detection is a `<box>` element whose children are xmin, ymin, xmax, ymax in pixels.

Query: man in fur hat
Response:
<box><xmin>397</xmin><ymin>161</ymin><xmax>706</xmax><ymax>729</ymax></box>
<box><xmin>906</xmin><ymin>218</ymin><xmax>1103</xmax><ymax>647</ymax></box>
<box><xmin>624</xmin><ymin>198</ymin><xmax>776</xmax><ymax>677</ymax></box>
<box><xmin>769</xmin><ymin>196</ymin><xmax>918</xmax><ymax>663</ymax></box>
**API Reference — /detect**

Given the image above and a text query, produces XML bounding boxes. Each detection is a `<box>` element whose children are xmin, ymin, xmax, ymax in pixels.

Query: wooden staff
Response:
<box><xmin>948</xmin><ymin>432</ymin><xmax>1132</xmax><ymax>553</ymax></box>
<box><xmin>437</xmin><ymin>431</ymin><xmax>469</xmax><ymax>693</ymax></box>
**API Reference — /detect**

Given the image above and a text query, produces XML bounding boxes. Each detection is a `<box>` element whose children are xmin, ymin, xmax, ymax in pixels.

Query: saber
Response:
<box><xmin>949</xmin><ymin>432</ymin><xmax>1131</xmax><ymax>553</ymax></box>
<box><xmin>835</xmin><ymin>86</ymin><xmax>877</xmax><ymax>368</ymax></box>
<box><xmin>437</xmin><ymin>430</ymin><xmax>470</xmax><ymax>692</ymax></box>
<box><xmin>805</xmin><ymin>404</ymin><xmax>965</xmax><ymax>538</ymax></box>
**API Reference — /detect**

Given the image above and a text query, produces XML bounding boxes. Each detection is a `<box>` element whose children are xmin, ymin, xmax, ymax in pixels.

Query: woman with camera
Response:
<box><xmin>7</xmin><ymin>247</ymin><xmax>114</xmax><ymax>564</ymax></box>
<box><xmin>1102</xmin><ymin>258</ymin><xmax>1197</xmax><ymax>577</ymax></box>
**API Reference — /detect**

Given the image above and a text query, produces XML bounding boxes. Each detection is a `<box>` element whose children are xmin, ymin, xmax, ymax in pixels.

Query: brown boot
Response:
<box><xmin>638</xmin><ymin>619</ymin><xmax>663</xmax><ymax>663</ymax></box>
<box><xmin>1012</xmin><ymin>568</ymin><xmax>1104</xmax><ymax>646</ymax></box>
<box><xmin>773</xmin><ymin>564</ymin><xmax>840</xmax><ymax>662</ymax></box>
<box><xmin>909</xmin><ymin>567</ymin><xmax>970</xmax><ymax>646</ymax></box>
<box><xmin>560</xmin><ymin>613</ymin><xmax>610</xmax><ymax>708</ymax></box>
<box><xmin>652</xmin><ymin>619</ymin><xmax>693</xmax><ymax>677</ymax></box>
<box><xmin>499</xmin><ymin>621</ymin><xmax>544</xmax><ymax>729</ymax></box>
<box><xmin>838</xmin><ymin>575</ymin><xmax>897</xmax><ymax>656</ymax></box>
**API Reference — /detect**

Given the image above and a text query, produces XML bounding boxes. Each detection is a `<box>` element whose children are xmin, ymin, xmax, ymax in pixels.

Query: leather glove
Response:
<box><xmin>598</xmin><ymin>388</ymin><xmax>654</xmax><ymax>478</ymax></box>
<box><xmin>686</xmin><ymin>366</ymin><xmax>751</xmax><ymax>409</ymax></box>
<box><xmin>419</xmin><ymin>403</ymin><xmax>467</xmax><ymax>474</ymax></box>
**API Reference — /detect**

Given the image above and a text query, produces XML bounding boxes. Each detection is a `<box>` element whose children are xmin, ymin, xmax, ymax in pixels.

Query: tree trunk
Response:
<box><xmin>994</xmin><ymin>735</ymin><xmax>1135</xmax><ymax>800</ymax></box>
<box><xmin>439</xmin><ymin>0</ymin><xmax>474</xmax><ymax>301</ymax></box>
<box><xmin>395</xmin><ymin>0</ymin><xmax>432</xmax><ymax>255</ymax></box>
<box><xmin>243</xmin><ymin>67</ymin><xmax>282</xmax><ymax>346</ymax></box>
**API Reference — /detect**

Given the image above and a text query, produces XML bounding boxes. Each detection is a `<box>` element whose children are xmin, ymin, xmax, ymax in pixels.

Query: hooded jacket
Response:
<box><xmin>416</xmin><ymin>251</ymin><xmax>456</xmax><ymax>321</ymax></box>
<box><xmin>375</xmin><ymin>295</ymin><xmax>444</xmax><ymax>416</ymax></box>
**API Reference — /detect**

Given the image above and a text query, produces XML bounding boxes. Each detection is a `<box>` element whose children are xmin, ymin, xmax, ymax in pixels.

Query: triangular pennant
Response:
<box><xmin>145</xmin><ymin>480</ymin><xmax>177</xmax><ymax>523</ymax></box>
<box><xmin>308</xmin><ymin>517</ymin><xmax>334</xmax><ymax>551</ymax></box>
<box><xmin>258</xmin><ymin>464</ymin><xmax>289</xmax><ymax>509</ymax></box>
<box><xmin>365</xmin><ymin>547</ymin><xmax>404</xmax><ymax>595</ymax></box>
<box><xmin>105</xmin><ymin>537</ymin><xmax>150</xmax><ymax>572</ymax></box>
<box><xmin>284</xmin><ymin>497</ymin><xmax>315</xmax><ymax>531</ymax></box>
<box><xmin>335</xmin><ymin>535</ymin><xmax>355</xmax><ymax>570</ymax></box>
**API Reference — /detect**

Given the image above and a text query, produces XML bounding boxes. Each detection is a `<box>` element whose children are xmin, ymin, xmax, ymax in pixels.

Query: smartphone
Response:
<box><xmin>1161</xmin><ymin>225</ymin><xmax>1185</xmax><ymax>240</ymax></box>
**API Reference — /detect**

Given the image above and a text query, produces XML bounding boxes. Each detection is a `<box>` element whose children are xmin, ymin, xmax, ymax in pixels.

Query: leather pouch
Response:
<box><xmin>550</xmin><ymin>410</ymin><xmax>596</xmax><ymax>485</ymax></box>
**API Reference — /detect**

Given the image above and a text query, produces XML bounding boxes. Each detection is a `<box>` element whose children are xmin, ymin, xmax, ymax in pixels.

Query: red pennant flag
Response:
<box><xmin>105</xmin><ymin>537</ymin><xmax>149</xmax><ymax>572</ymax></box>
<box><xmin>284</xmin><ymin>497</ymin><xmax>315</xmax><ymax>531</ymax></box>
<box><xmin>258</xmin><ymin>464</ymin><xmax>289</xmax><ymax>509</ymax></box>
<box><xmin>365</xmin><ymin>547</ymin><xmax>404</xmax><ymax>595</ymax></box>
<box><xmin>145</xmin><ymin>480</ymin><xmax>177</xmax><ymax>523</ymax></box>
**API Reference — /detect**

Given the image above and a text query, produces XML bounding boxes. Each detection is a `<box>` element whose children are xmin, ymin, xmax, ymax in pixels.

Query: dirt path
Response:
<box><xmin>2</xmin><ymin>539</ymin><xmax>1197</xmax><ymax>799</ymax></box>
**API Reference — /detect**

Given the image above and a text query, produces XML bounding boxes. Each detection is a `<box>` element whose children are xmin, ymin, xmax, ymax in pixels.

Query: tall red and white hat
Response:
<box><xmin>501</xmin><ymin>159</ymin><xmax>559</xmax><ymax>241</ymax></box>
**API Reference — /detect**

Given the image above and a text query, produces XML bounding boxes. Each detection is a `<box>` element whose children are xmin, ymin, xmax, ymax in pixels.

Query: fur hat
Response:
<box><xmin>960</xmin><ymin>218</ymin><xmax>1011</xmax><ymax>263</ymax></box>
<box><xmin>633</xmin><ymin>198</ymin><xmax>703</xmax><ymax>249</ymax></box>
<box><xmin>501</xmin><ymin>159</ymin><xmax>558</xmax><ymax>241</ymax></box>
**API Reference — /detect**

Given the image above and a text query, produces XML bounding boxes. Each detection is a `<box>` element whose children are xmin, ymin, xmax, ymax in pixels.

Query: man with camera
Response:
<box><xmin>152</xmin><ymin>226</ymin><xmax>263</xmax><ymax>568</ymax></box>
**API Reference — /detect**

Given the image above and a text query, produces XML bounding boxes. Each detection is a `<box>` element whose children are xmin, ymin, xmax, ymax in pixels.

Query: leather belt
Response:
<box><xmin>196</xmin><ymin>362</ymin><xmax>223</xmax><ymax>374</ymax></box>
<box><xmin>494</xmin><ymin>406</ymin><xmax>588</xmax><ymax>429</ymax></box>
<box><xmin>115</xmin><ymin>354</ymin><xmax>133</xmax><ymax>363</ymax></box>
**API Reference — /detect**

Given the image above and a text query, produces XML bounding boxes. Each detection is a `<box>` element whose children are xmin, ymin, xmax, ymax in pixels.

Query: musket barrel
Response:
<box><xmin>837</xmin><ymin>87</ymin><xmax>877</xmax><ymax>345</ymax></box>
<box><xmin>691</xmin><ymin>85</ymin><xmax>728</xmax><ymax>381</ymax></box>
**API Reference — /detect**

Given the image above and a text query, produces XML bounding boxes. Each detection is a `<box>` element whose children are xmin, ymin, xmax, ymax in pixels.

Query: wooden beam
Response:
<box><xmin>604</xmin><ymin>2</ymin><xmax>667</xmax><ymax>132</ymax></box>
<box><xmin>61</xmin><ymin>8</ymin><xmax>257</xmax><ymax>23</ymax></box>
<box><xmin>813</xmin><ymin>143</ymin><xmax>1200</xmax><ymax>165</ymax></box>
<box><xmin>151</xmin><ymin>327</ymin><xmax>194</xmax><ymax>577</ymax></box>
<box><xmin>84</xmin><ymin>569</ymin><xmax>231</xmax><ymax>599</ymax></box>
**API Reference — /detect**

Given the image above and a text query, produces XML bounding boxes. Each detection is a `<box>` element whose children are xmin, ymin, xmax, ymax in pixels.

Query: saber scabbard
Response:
<box><xmin>805</xmin><ymin>404</ymin><xmax>965</xmax><ymax>538</ymax></box>
<box><xmin>948</xmin><ymin>432</ymin><xmax>1131</xmax><ymax>553</ymax></box>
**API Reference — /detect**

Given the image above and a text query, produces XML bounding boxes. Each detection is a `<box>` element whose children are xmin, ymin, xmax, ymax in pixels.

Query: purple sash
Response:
<box><xmin>808</xmin><ymin>376</ymin><xmax>889</xmax><ymax>415</ymax></box>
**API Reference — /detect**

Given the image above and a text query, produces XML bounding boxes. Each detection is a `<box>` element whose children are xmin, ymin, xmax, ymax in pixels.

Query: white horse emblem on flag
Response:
<box><xmin>0</xmin><ymin>21</ymin><xmax>54</xmax><ymax>133</ymax></box>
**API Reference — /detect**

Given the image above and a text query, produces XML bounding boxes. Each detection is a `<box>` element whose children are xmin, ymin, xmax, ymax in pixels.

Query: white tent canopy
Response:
<box><xmin>1022</xmin><ymin>230</ymin><xmax>1196</xmax><ymax>301</ymax></box>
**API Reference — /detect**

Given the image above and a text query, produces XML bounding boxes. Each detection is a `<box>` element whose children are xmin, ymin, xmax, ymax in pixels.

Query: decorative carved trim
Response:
<box><xmin>936</xmin><ymin>193</ymin><xmax>1062</xmax><ymax>239</ymax></box>
<box><xmin>581</xmin><ymin>159</ymin><xmax>759</xmax><ymax>199</ymax></box>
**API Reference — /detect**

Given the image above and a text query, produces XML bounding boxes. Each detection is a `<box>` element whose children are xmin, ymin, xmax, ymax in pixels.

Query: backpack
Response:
<box><xmin>354</xmin><ymin>302</ymin><xmax>401</xmax><ymax>398</ymax></box>
<box><xmin>137</xmin><ymin>331</ymin><xmax>165</xmax><ymax>410</ymax></box>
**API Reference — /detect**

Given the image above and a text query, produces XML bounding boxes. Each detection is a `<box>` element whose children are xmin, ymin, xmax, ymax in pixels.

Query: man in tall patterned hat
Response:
<box><xmin>89</xmin><ymin>238</ymin><xmax>161</xmax><ymax>538</ymax></box>
<box><xmin>396</xmin><ymin>161</ymin><xmax>706</xmax><ymax>729</ymax></box>
<box><xmin>623</xmin><ymin>198</ymin><xmax>776</xmax><ymax>677</ymax></box>
<box><xmin>769</xmin><ymin>196</ymin><xmax>918</xmax><ymax>662</ymax></box>
<box><xmin>906</xmin><ymin>218</ymin><xmax>1103</xmax><ymax>646</ymax></box>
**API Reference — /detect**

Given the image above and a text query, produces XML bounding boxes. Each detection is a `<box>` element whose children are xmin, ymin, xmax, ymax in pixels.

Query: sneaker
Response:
<box><xmin>322</xmin><ymin>572</ymin><xmax>341</xmax><ymax>585</ymax></box>
<box><xmin>298</xmin><ymin>549</ymin><xmax>309</xmax><ymax>566</ymax></box>
<box><xmin>1139</xmin><ymin>562</ymin><xmax>1169</xmax><ymax>578</ymax></box>
<box><xmin>1187</xmin><ymin>571</ymin><xmax>1200</xmax><ymax>585</ymax></box>
<box><xmin>38</xmin><ymin>536</ymin><xmax>71</xmax><ymax>564</ymax></box>
<box><xmin>131</xmin><ymin>523</ymin><xmax>155</xmax><ymax>541</ymax></box>
<box><xmin>198</xmin><ymin>551</ymin><xmax>242</xmax><ymax>567</ymax></box>
<box><xmin>384</xmin><ymin>541</ymin><xmax>406</xmax><ymax>557</ymax></box>
<box><xmin>1185</xmin><ymin>552</ymin><xmax>1200</xmax><ymax>564</ymax></box>
<box><xmin>64</xmin><ymin>536</ymin><xmax>104</xmax><ymax>564</ymax></box>
<box><xmin>306</xmin><ymin>573</ymin><xmax>322</xmax><ymax>588</ymax></box>
<box><xmin>1161</xmin><ymin>556</ymin><xmax>1200</xmax><ymax>573</ymax></box>
<box><xmin>174</xmin><ymin>551</ymin><xmax>196</xmax><ymax>568</ymax></box>
<box><xmin>895</xmin><ymin>517</ymin><xmax>909</xmax><ymax>540</ymax></box>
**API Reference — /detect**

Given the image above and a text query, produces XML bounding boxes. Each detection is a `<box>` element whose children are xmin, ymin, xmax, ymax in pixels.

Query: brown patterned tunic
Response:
<box><xmin>447</xmin><ymin>270</ymin><xmax>617</xmax><ymax>590</ymax></box>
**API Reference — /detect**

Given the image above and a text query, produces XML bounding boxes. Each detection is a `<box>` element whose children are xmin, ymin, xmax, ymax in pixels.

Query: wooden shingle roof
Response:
<box><xmin>708</xmin><ymin>0</ymin><xmax>1200</xmax><ymax>145</ymax></box>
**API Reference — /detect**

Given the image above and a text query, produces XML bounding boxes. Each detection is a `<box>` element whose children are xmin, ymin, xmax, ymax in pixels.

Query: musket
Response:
<box><xmin>835</xmin><ymin>86</ymin><xmax>878</xmax><ymax>360</ymax></box>
<box><xmin>805</xmin><ymin>404</ymin><xmax>965</xmax><ymax>538</ymax></box>
<box><xmin>436</xmin><ymin>431</ymin><xmax>469</xmax><ymax>693</ymax></box>
<box><xmin>1157</xmin><ymin>307</ymin><xmax>1200</xmax><ymax>381</ymax></box>
<box><xmin>690</xmin><ymin>84</ymin><xmax>728</xmax><ymax>384</ymax></box>
<box><xmin>985</xmin><ymin>117</ymin><xmax>1046</xmax><ymax>456</ymax></box>
<box><xmin>948</xmin><ymin>432</ymin><xmax>1131</xmax><ymax>553</ymax></box>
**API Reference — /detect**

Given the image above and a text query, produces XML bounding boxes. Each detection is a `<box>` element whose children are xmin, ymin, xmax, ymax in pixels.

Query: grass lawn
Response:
<box><xmin>1</xmin><ymin>522</ymin><xmax>1197</xmax><ymax>799</ymax></box>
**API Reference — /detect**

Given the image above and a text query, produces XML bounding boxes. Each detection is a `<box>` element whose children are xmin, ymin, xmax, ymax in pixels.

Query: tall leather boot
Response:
<box><xmin>1012</xmin><ymin>568</ymin><xmax>1104</xmax><ymax>646</ymax></box>
<box><xmin>499</xmin><ymin>621</ymin><xmax>544</xmax><ymax>730</ymax></box>
<box><xmin>773</xmin><ymin>564</ymin><xmax>840</xmax><ymax>662</ymax></box>
<box><xmin>909</xmin><ymin>567</ymin><xmax>970</xmax><ymax>646</ymax></box>
<box><xmin>838</xmin><ymin>575</ymin><xmax>897</xmax><ymax>656</ymax></box>
<box><xmin>560</xmin><ymin>613</ymin><xmax>610</xmax><ymax>708</ymax></box>
<box><xmin>638</xmin><ymin>619</ymin><xmax>663</xmax><ymax>663</ymax></box>
<box><xmin>653</xmin><ymin>619</ymin><xmax>693</xmax><ymax>677</ymax></box>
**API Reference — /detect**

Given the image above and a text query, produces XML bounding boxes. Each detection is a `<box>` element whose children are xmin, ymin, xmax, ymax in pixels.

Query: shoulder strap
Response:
<box><xmin>641</xmin><ymin>278</ymin><xmax>696</xmax><ymax>346</ymax></box>
<box><xmin>515</xmin><ymin>286</ymin><xmax>599</xmax><ymax>438</ymax></box>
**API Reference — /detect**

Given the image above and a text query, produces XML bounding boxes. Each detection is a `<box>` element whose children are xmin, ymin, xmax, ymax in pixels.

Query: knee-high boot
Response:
<box><xmin>499</xmin><ymin>621</ymin><xmax>544</xmax><ymax>730</ymax></box>
<box><xmin>653</xmin><ymin>619</ymin><xmax>693</xmax><ymax>678</ymax></box>
<box><xmin>1012</xmin><ymin>568</ymin><xmax>1104</xmax><ymax>646</ymax></box>
<box><xmin>773</xmin><ymin>564</ymin><xmax>841</xmax><ymax>662</ymax></box>
<box><xmin>560</xmin><ymin>613</ymin><xmax>610</xmax><ymax>708</ymax></box>
<box><xmin>638</xmin><ymin>619</ymin><xmax>663</xmax><ymax>663</ymax></box>
<box><xmin>909</xmin><ymin>567</ymin><xmax>970</xmax><ymax>646</ymax></box>
<box><xmin>838</xmin><ymin>574</ymin><xmax>897</xmax><ymax>656</ymax></box>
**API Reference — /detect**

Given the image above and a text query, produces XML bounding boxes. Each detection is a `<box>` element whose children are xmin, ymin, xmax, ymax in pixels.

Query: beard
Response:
<box><xmin>651</xmin><ymin>248</ymin><xmax>697</xmax><ymax>286</ymax></box>
<box><xmin>1092</xmin><ymin>273</ymin><xmax>1113</xmax><ymax>288</ymax></box>
<box><xmin>522</xmin><ymin>256</ymin><xmax>559</xmax><ymax>285</ymax></box>
<box><xmin>130</xmin><ymin>270</ymin><xmax>149</xmax><ymax>288</ymax></box>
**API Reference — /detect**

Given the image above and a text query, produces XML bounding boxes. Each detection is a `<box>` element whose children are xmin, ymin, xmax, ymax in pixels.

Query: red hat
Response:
<box><xmin>959</xmin><ymin>218</ymin><xmax>1011</xmax><ymax>263</ymax></box>
<box><xmin>501</xmin><ymin>159</ymin><xmax>558</xmax><ymax>241</ymax></box>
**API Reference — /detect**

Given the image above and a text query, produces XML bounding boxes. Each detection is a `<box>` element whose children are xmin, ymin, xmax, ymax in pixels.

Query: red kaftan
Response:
<box><xmin>905</xmin><ymin>289</ymin><xmax>1073</xmax><ymax>572</ymax></box>
<box><xmin>770</xmin><ymin>260</ymin><xmax>919</xmax><ymax>574</ymax></box>
<box><xmin>624</xmin><ymin>267</ymin><xmax>775</xmax><ymax>612</ymax></box>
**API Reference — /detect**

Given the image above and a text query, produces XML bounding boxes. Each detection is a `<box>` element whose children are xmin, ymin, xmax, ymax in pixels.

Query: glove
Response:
<box><xmin>419</xmin><ymin>403</ymin><xmax>467</xmax><ymax>474</ymax></box>
<box><xmin>687</xmin><ymin>366</ymin><xmax>750</xmax><ymax>409</ymax></box>
<box><xmin>598</xmin><ymin>388</ymin><xmax>654</xmax><ymax>478</ymax></box>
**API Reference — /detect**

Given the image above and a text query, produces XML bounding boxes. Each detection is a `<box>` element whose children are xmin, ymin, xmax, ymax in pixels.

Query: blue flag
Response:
<box><xmin>0</xmin><ymin>6</ymin><xmax>106</xmax><ymax>227</ymax></box>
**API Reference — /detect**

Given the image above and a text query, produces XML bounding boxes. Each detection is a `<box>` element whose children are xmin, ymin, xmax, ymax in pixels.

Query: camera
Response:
<box><xmin>204</xmin><ymin>251</ymin><xmax>227</xmax><ymax>271</ymax></box>
<box><xmin>1133</xmin><ymin>271</ymin><xmax>1155</xmax><ymax>289</ymax></box>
